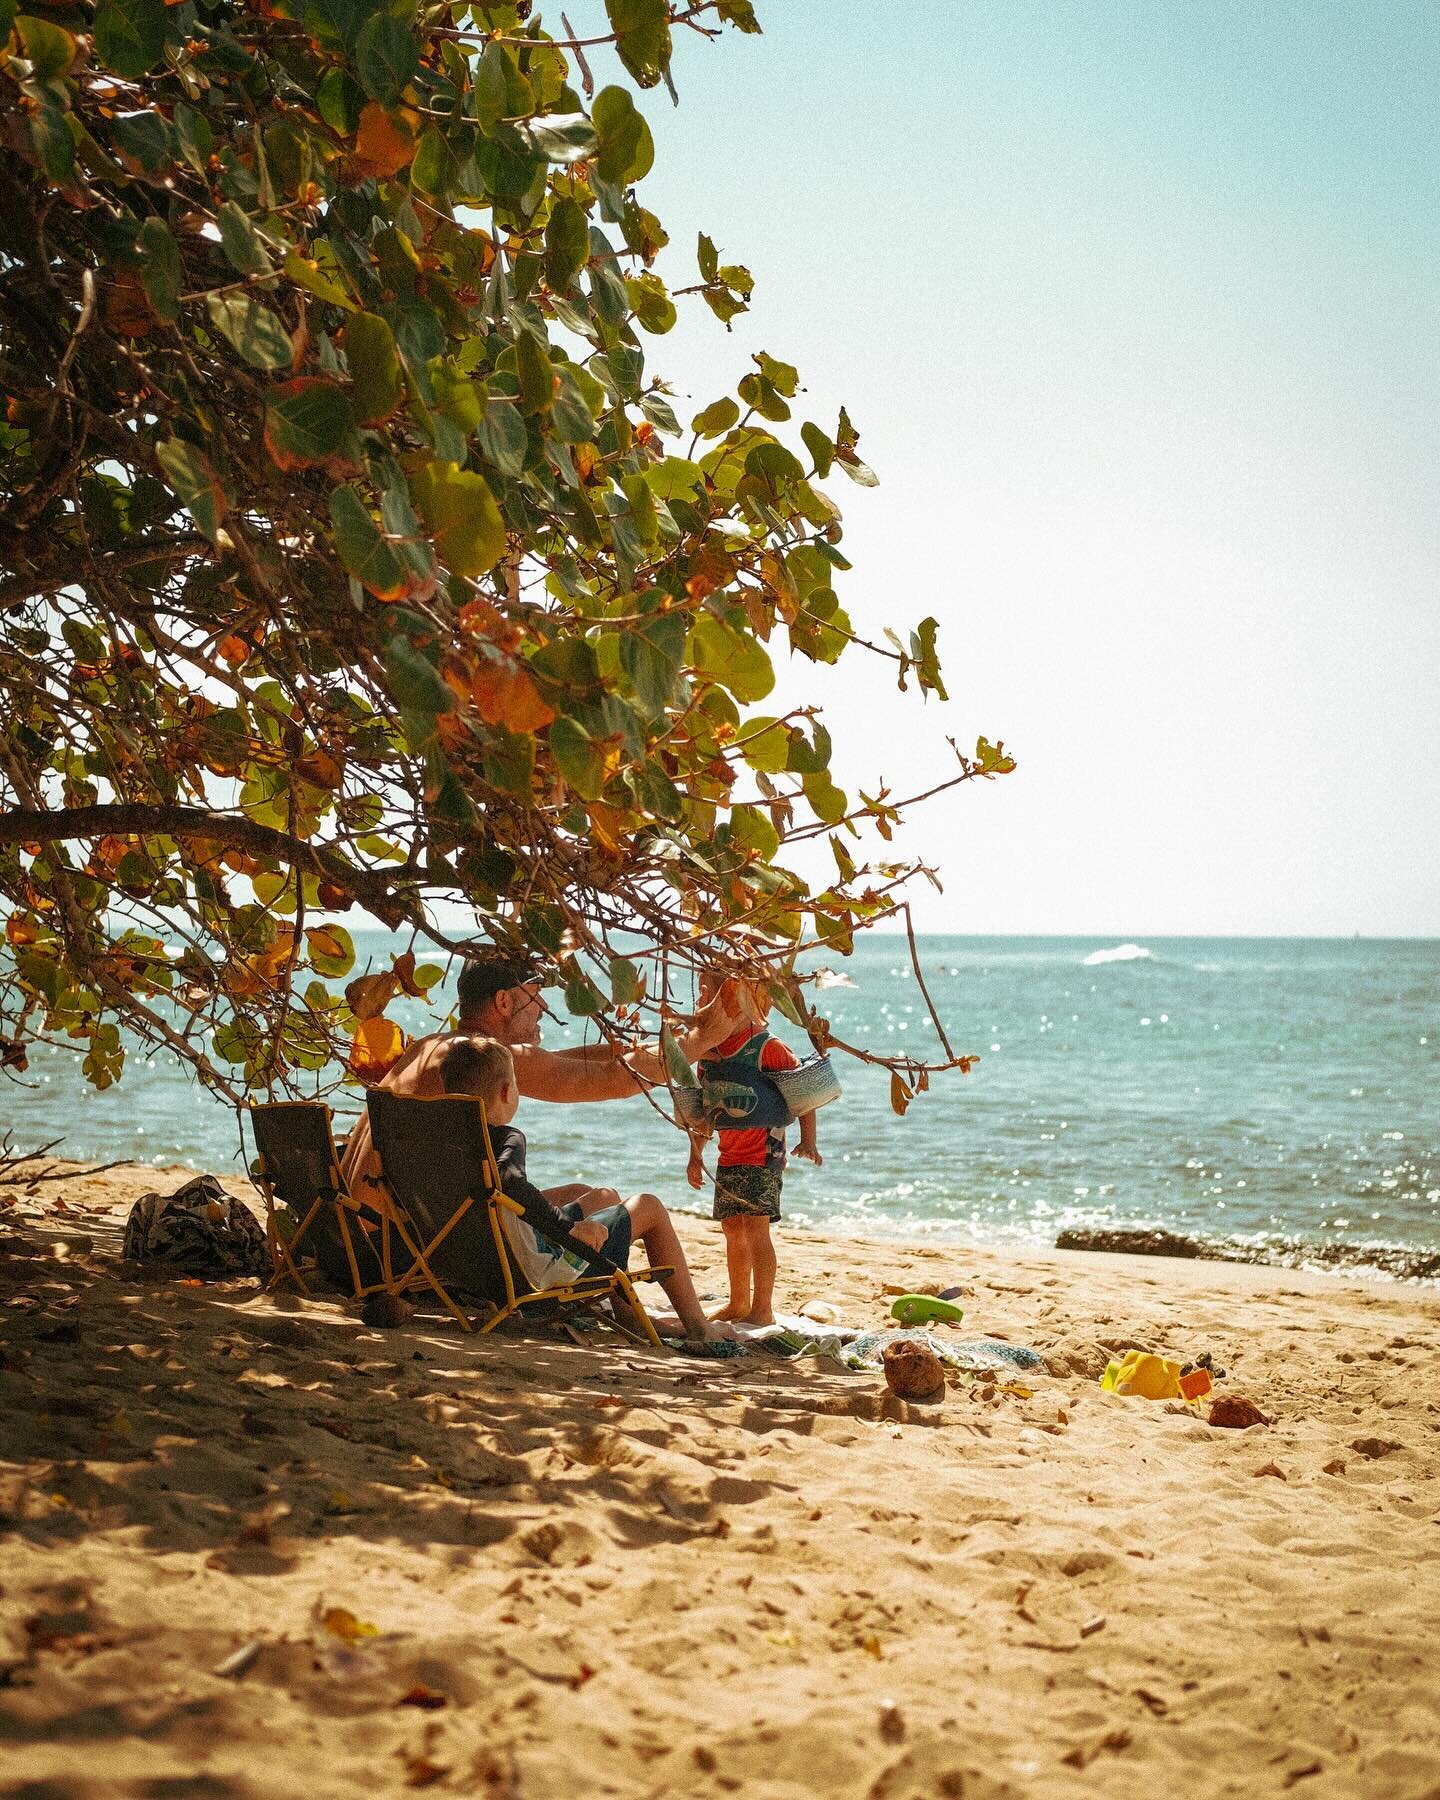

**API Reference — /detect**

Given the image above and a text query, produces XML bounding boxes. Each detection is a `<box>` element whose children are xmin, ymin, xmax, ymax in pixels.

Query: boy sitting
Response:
<box><xmin>438</xmin><ymin>1036</ymin><xmax>731</xmax><ymax>1344</ymax></box>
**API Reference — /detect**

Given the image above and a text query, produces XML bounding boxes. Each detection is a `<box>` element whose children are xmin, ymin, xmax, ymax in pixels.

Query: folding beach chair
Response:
<box><xmin>365</xmin><ymin>1090</ymin><xmax>669</xmax><ymax>1345</ymax></box>
<box><xmin>247</xmin><ymin>1100</ymin><xmax>390</xmax><ymax>1300</ymax></box>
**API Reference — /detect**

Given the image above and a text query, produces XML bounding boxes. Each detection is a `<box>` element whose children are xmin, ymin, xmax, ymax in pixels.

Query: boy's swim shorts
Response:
<box><xmin>713</xmin><ymin>1165</ymin><xmax>782</xmax><ymax>1223</ymax></box>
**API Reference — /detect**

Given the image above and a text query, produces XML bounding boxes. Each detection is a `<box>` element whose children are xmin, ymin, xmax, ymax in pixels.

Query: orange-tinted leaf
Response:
<box><xmin>471</xmin><ymin>658</ymin><xmax>556</xmax><ymax>733</ymax></box>
<box><xmin>104</xmin><ymin>272</ymin><xmax>155</xmax><ymax>338</ymax></box>
<box><xmin>5</xmin><ymin>915</ymin><xmax>39</xmax><ymax>947</ymax></box>
<box><xmin>345</xmin><ymin>969</ymin><xmax>400</xmax><ymax>1019</ymax></box>
<box><xmin>263</xmin><ymin>379</ymin><xmax>353</xmax><ymax>473</ymax></box>
<box><xmin>392</xmin><ymin>951</ymin><xmax>426</xmax><ymax>999</ymax></box>
<box><xmin>218</xmin><ymin>635</ymin><xmax>250</xmax><ymax>666</ymax></box>
<box><xmin>321</xmin><ymin>1606</ymin><xmax>379</xmax><ymax>1643</ymax></box>
<box><xmin>294</xmin><ymin>749</ymin><xmax>344</xmax><ymax>789</ymax></box>
<box><xmin>352</xmin><ymin>103</ymin><xmax>416</xmax><ymax>180</ymax></box>
<box><xmin>350</xmin><ymin>1016</ymin><xmax>406</xmax><ymax>1078</ymax></box>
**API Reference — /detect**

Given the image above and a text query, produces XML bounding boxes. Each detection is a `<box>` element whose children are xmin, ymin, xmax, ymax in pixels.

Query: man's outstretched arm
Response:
<box><xmin>526</xmin><ymin>989</ymin><xmax>748</xmax><ymax>1095</ymax></box>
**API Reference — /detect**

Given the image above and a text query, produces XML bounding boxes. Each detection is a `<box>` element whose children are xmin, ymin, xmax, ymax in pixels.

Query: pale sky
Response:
<box><xmin>592</xmin><ymin>0</ymin><xmax>1440</xmax><ymax>937</ymax></box>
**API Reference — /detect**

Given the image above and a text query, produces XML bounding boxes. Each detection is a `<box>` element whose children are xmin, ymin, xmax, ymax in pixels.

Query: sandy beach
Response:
<box><xmin>2</xmin><ymin>1161</ymin><xmax>1438</xmax><ymax>1800</ymax></box>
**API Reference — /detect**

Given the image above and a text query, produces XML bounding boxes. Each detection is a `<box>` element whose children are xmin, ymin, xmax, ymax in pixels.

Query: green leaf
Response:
<box><xmin>609</xmin><ymin>954</ymin><xmax>645</xmax><ymax>1004</ymax></box>
<box><xmin>173</xmin><ymin>103</ymin><xmax>214</xmax><ymax>178</ymax></box>
<box><xmin>478</xmin><ymin>398</ymin><xmax>529</xmax><ymax>479</ymax></box>
<box><xmin>974</xmin><ymin>735</ymin><xmax>1017</xmax><ymax>775</ymax></box>
<box><xmin>544</xmin><ymin>196</ymin><xmax>590</xmax><ymax>295</ymax></box>
<box><xmin>604</xmin><ymin>0</ymin><xmax>671</xmax><ymax>88</ymax></box>
<box><xmin>755</xmin><ymin>352</ymin><xmax>799</xmax><ymax>397</ymax></box>
<box><xmin>548</xmin><ymin>717</ymin><xmax>604</xmax><ymax>801</ymax></box>
<box><xmin>92</xmin><ymin>0</ymin><xmax>164</xmax><ymax>78</ymax></box>
<box><xmin>155</xmin><ymin>438</ymin><xmax>227</xmax><ymax>543</ymax></box>
<box><xmin>910</xmin><ymin>616</ymin><xmax>948</xmax><ymax>701</ymax></box>
<box><xmin>541</xmin><ymin>373</ymin><xmax>587</xmax><ymax>446</ymax></box>
<box><xmin>516</xmin><ymin>113</ymin><xmax>599</xmax><ymax>164</ymax></box>
<box><xmin>483</xmin><ymin>728</ymin><xmax>535</xmax><ymax>795</ymax></box>
<box><xmin>717</xmin><ymin>0</ymin><xmax>762</xmax><ymax>29</ymax></box>
<box><xmin>688</xmin><ymin>615</ymin><xmax>775</xmax><ymax>704</ymax></box>
<box><xmin>644</xmin><ymin>457</ymin><xmax>704</xmax><ymax>501</ymax></box>
<box><xmin>592</xmin><ymin>85</ymin><xmax>655</xmax><ymax>184</ymax></box>
<box><xmin>619</xmin><ymin>610</ymin><xmax>686</xmax><ymax>715</ymax></box>
<box><xmin>803</xmin><ymin>770</ymin><xmax>848</xmax><ymax>826</ymax></box>
<box><xmin>408</xmin><ymin>462</ymin><xmax>505</xmax><ymax>578</ymax></box>
<box><xmin>383</xmin><ymin>630</ymin><xmax>453</xmax><ymax>742</ymax></box>
<box><xmin>317</xmin><ymin>66</ymin><xmax>365</xmax><ymax>134</ymax></box>
<box><xmin>473</xmin><ymin>41</ymin><xmax>508</xmax><ymax>131</ymax></box>
<box><xmin>137</xmin><ymin>217</ymin><xmax>181</xmax><ymax>324</ymax></box>
<box><xmin>691</xmin><ymin>397</ymin><xmax>739</xmax><ymax>438</ymax></box>
<box><xmin>206</xmin><ymin>294</ymin><xmax>293</xmax><ymax>371</ymax></box>
<box><xmin>736</xmin><ymin>715</ymin><xmax>790</xmax><ymax>774</ymax></box>
<box><xmin>263</xmin><ymin>380</ymin><xmax>353</xmax><ymax>470</ymax></box>
<box><xmin>697</xmin><ymin>232</ymin><xmax>719</xmax><ymax>283</ymax></box>
<box><xmin>626</xmin><ymin>271</ymin><xmax>676</xmax><ymax>334</ymax></box>
<box><xmin>344</xmin><ymin>311</ymin><xmax>402</xmax><ymax>425</ymax></box>
<box><xmin>729</xmin><ymin>803</ymin><xmax>779</xmax><ymax>862</ymax></box>
<box><xmin>305</xmin><ymin>924</ymin><xmax>355</xmax><ymax>978</ymax></box>
<box><xmin>563</xmin><ymin>957</ymin><xmax>606</xmax><ymax>1017</ymax></box>
<box><xmin>515</xmin><ymin>331</ymin><xmax>554</xmax><ymax>415</ymax></box>
<box><xmin>216</xmin><ymin>201</ymin><xmax>271</xmax><ymax>277</ymax></box>
<box><xmin>744</xmin><ymin>441</ymin><xmax>804</xmax><ymax>486</ymax></box>
<box><xmin>354</xmin><ymin>12</ymin><xmax>418</xmax><ymax>105</ymax></box>
<box><xmin>801</xmin><ymin>420</ymin><xmax>834</xmax><ymax>478</ymax></box>
<box><xmin>15</xmin><ymin>13</ymin><xmax>76</xmax><ymax>79</ymax></box>
<box><xmin>330</xmin><ymin>485</ymin><xmax>408</xmax><ymax>599</ymax></box>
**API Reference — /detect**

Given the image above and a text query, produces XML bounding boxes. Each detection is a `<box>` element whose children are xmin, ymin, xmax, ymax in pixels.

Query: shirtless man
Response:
<box><xmin>340</xmin><ymin>952</ymin><xmax>745</xmax><ymax>1214</ymax></box>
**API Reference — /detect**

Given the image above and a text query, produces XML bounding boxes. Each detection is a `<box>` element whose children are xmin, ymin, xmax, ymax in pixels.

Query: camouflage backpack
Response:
<box><xmin>122</xmin><ymin>1175</ymin><xmax>270</xmax><ymax>1279</ymax></box>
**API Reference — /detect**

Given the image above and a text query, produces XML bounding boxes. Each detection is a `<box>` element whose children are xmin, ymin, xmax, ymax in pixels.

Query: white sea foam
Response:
<box><xmin>1082</xmin><ymin>942</ymin><xmax>1153</xmax><ymax>967</ymax></box>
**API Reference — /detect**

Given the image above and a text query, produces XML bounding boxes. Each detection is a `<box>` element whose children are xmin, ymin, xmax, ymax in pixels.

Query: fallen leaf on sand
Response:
<box><xmin>324</xmin><ymin>1490</ymin><xmax>358</xmax><ymax>1515</ymax></box>
<box><xmin>1061</xmin><ymin>1728</ymin><xmax>1132</xmax><ymax>1769</ymax></box>
<box><xmin>1283</xmin><ymin>1762</ymin><xmax>1323</xmax><ymax>1789</ymax></box>
<box><xmin>397</xmin><ymin>1685</ymin><xmax>448</xmax><ymax>1710</ymax></box>
<box><xmin>404</xmin><ymin>1756</ymin><xmax>450</xmax><ymax>1789</ymax></box>
<box><xmin>1254</xmin><ymin>1462</ymin><xmax>1288</xmax><ymax>1481</ymax></box>
<box><xmin>1350</xmin><ymin>1437</ymin><xmax>1401</xmax><ymax>1460</ymax></box>
<box><xmin>1322</xmin><ymin>1459</ymin><xmax>1347</xmax><ymax>1475</ymax></box>
<box><xmin>321</xmin><ymin>1606</ymin><xmax>379</xmax><ymax>1644</ymax></box>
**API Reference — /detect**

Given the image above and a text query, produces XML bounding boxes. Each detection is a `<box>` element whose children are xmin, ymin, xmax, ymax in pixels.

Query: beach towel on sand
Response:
<box><xmin>122</xmin><ymin>1176</ymin><xmax>270</xmax><ymax>1279</ymax></box>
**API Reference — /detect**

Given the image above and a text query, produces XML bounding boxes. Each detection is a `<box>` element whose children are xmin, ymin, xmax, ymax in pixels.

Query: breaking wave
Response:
<box><xmin>1082</xmin><ymin>943</ymin><xmax>1154</xmax><ymax>967</ymax></box>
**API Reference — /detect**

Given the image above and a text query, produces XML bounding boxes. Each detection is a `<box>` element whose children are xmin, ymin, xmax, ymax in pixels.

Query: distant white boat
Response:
<box><xmin>1083</xmin><ymin>943</ymin><xmax>1153</xmax><ymax>967</ymax></box>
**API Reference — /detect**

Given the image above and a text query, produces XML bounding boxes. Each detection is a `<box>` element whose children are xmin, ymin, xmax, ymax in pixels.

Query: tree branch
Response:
<box><xmin>0</xmin><ymin>804</ymin><xmax>415</xmax><ymax>921</ymax></box>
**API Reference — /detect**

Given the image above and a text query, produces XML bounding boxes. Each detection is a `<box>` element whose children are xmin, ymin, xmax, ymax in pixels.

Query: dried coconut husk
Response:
<box><xmin>882</xmin><ymin>1339</ymin><xmax>946</xmax><ymax>1400</ymax></box>
<box><xmin>361</xmin><ymin>1292</ymin><xmax>414</xmax><ymax>1329</ymax></box>
<box><xmin>1208</xmin><ymin>1394</ymin><xmax>1270</xmax><ymax>1429</ymax></box>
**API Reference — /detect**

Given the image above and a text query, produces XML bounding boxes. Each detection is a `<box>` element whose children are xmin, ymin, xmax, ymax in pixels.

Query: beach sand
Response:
<box><xmin>2</xmin><ymin>1161</ymin><xmax>1438</xmax><ymax>1799</ymax></box>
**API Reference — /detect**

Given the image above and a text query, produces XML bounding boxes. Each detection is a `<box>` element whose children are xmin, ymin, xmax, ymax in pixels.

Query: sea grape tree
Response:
<box><xmin>0</xmin><ymin>0</ymin><xmax>1013</xmax><ymax>1101</ymax></box>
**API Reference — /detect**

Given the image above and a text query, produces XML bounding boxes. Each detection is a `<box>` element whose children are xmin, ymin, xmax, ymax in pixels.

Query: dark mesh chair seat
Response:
<box><xmin>365</xmin><ymin>1089</ymin><xmax>664</xmax><ymax>1343</ymax></box>
<box><xmin>248</xmin><ymin>1100</ymin><xmax>386</xmax><ymax>1297</ymax></box>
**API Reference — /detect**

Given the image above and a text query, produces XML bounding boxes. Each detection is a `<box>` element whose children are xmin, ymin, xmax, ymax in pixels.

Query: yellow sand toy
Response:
<box><xmin>1101</xmin><ymin>1350</ymin><xmax>1213</xmax><ymax>1402</ymax></box>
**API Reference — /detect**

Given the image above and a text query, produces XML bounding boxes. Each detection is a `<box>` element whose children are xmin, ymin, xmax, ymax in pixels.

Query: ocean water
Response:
<box><xmin>4</xmin><ymin>936</ymin><xmax>1437</xmax><ymax>1279</ymax></box>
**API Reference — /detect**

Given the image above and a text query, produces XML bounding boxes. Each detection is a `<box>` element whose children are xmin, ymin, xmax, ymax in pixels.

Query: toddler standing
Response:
<box><xmin>685</xmin><ymin>984</ymin><xmax>820</xmax><ymax>1326</ymax></box>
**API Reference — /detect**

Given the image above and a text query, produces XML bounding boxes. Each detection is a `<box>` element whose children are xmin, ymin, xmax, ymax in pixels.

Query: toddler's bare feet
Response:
<box><xmin>709</xmin><ymin>1300</ymin><xmax>749</xmax><ymax>1322</ymax></box>
<box><xmin>743</xmin><ymin>1307</ymin><xmax>776</xmax><ymax>1327</ymax></box>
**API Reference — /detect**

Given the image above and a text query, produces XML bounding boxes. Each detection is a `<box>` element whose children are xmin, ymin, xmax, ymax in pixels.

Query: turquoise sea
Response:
<box><xmin>5</xmin><ymin>935</ymin><xmax>1437</xmax><ymax>1280</ymax></box>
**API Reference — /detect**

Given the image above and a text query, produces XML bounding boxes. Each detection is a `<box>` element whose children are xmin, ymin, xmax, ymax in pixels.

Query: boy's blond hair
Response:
<box><xmin>438</xmin><ymin>1034</ymin><xmax>514</xmax><ymax>1110</ymax></box>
